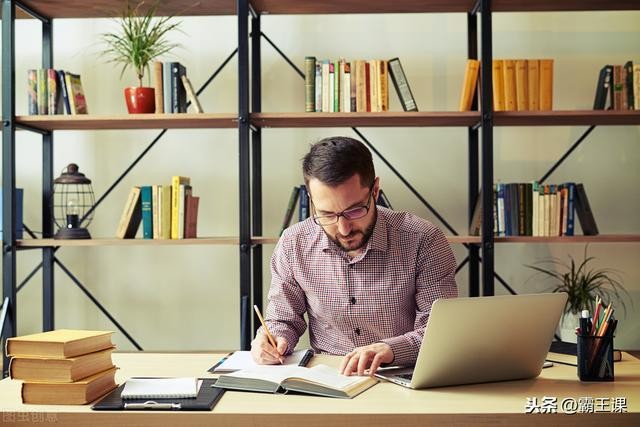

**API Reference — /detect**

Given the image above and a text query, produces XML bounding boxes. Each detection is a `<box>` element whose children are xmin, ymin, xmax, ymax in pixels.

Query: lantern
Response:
<box><xmin>52</xmin><ymin>163</ymin><xmax>95</xmax><ymax>239</ymax></box>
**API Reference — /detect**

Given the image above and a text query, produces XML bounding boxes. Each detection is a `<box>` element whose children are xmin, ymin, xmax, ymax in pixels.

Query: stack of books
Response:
<box><xmin>6</xmin><ymin>329</ymin><xmax>117</xmax><ymax>404</ymax></box>
<box><xmin>116</xmin><ymin>176</ymin><xmax>199</xmax><ymax>240</ymax></box>
<box><xmin>593</xmin><ymin>61</ymin><xmax>640</xmax><ymax>110</ymax></box>
<box><xmin>27</xmin><ymin>69</ymin><xmax>88</xmax><ymax>115</ymax></box>
<box><xmin>152</xmin><ymin>61</ymin><xmax>202</xmax><ymax>114</ymax></box>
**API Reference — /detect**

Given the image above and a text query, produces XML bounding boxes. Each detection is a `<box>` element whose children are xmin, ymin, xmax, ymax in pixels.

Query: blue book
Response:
<box><xmin>140</xmin><ymin>186</ymin><xmax>153</xmax><ymax>239</ymax></box>
<box><xmin>298</xmin><ymin>185</ymin><xmax>309</xmax><ymax>222</ymax></box>
<box><xmin>163</xmin><ymin>62</ymin><xmax>172</xmax><ymax>113</ymax></box>
<box><xmin>0</xmin><ymin>188</ymin><xmax>24</xmax><ymax>240</ymax></box>
<box><xmin>564</xmin><ymin>182</ymin><xmax>575</xmax><ymax>236</ymax></box>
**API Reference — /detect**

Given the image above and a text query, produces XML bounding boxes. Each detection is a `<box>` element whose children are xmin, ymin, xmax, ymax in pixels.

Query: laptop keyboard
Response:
<box><xmin>397</xmin><ymin>373</ymin><xmax>413</xmax><ymax>380</ymax></box>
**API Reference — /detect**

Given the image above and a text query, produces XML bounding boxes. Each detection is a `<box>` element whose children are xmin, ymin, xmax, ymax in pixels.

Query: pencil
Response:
<box><xmin>253</xmin><ymin>304</ymin><xmax>283</xmax><ymax>363</ymax></box>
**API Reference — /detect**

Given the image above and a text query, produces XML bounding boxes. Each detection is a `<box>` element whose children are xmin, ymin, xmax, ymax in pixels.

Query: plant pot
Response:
<box><xmin>124</xmin><ymin>87</ymin><xmax>156</xmax><ymax>113</ymax></box>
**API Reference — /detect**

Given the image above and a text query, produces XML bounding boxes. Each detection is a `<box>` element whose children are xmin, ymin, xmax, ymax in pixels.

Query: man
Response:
<box><xmin>251</xmin><ymin>136</ymin><xmax>457</xmax><ymax>376</ymax></box>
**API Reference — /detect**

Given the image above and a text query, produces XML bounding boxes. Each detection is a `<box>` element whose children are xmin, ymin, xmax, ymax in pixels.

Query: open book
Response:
<box><xmin>213</xmin><ymin>364</ymin><xmax>377</xmax><ymax>399</ymax></box>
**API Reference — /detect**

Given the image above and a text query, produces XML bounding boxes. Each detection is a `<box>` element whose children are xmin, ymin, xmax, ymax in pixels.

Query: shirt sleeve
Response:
<box><xmin>380</xmin><ymin>225</ymin><xmax>458</xmax><ymax>366</ymax></box>
<box><xmin>256</xmin><ymin>232</ymin><xmax>308</xmax><ymax>356</ymax></box>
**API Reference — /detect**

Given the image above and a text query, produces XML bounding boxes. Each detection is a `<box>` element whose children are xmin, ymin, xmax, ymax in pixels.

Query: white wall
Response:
<box><xmin>2</xmin><ymin>11</ymin><xmax>639</xmax><ymax>351</ymax></box>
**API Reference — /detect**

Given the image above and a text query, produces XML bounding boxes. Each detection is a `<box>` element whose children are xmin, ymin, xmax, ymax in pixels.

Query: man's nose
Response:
<box><xmin>337</xmin><ymin>215</ymin><xmax>352</xmax><ymax>235</ymax></box>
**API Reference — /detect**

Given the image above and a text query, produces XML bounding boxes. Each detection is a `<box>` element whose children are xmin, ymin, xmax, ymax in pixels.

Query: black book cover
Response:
<box><xmin>171</xmin><ymin>62</ymin><xmax>187</xmax><ymax>113</ymax></box>
<box><xmin>387</xmin><ymin>57</ymin><xmax>418</xmax><ymax>112</ymax></box>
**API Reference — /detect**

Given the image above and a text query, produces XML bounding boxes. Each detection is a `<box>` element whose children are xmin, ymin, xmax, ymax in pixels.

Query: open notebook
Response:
<box><xmin>214</xmin><ymin>364</ymin><xmax>377</xmax><ymax>399</ymax></box>
<box><xmin>121</xmin><ymin>377</ymin><xmax>201</xmax><ymax>399</ymax></box>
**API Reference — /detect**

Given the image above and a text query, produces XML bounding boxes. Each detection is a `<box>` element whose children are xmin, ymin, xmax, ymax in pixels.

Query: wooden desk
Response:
<box><xmin>1</xmin><ymin>352</ymin><xmax>639</xmax><ymax>426</ymax></box>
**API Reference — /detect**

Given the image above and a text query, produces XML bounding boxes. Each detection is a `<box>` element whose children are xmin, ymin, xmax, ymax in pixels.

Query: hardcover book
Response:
<box><xmin>459</xmin><ymin>59</ymin><xmax>480</xmax><ymax>112</ymax></box>
<box><xmin>37</xmin><ymin>68</ymin><xmax>48</xmax><ymax>115</ymax></box>
<box><xmin>9</xmin><ymin>347</ymin><xmax>115</xmax><ymax>382</ymax></box>
<box><xmin>116</xmin><ymin>187</ymin><xmax>142</xmax><ymax>239</ymax></box>
<box><xmin>388</xmin><ymin>57</ymin><xmax>418</xmax><ymax>112</ymax></box>
<box><xmin>57</xmin><ymin>70</ymin><xmax>72</xmax><ymax>114</ymax></box>
<box><xmin>171</xmin><ymin>176</ymin><xmax>190</xmax><ymax>239</ymax></box>
<box><xmin>502</xmin><ymin>59</ymin><xmax>517</xmax><ymax>111</ymax></box>
<box><xmin>153</xmin><ymin>61</ymin><xmax>164</xmax><ymax>113</ymax></box>
<box><xmin>6</xmin><ymin>329</ymin><xmax>114</xmax><ymax>359</ymax></box>
<box><xmin>539</xmin><ymin>59</ymin><xmax>554</xmax><ymax>111</ymax></box>
<box><xmin>21</xmin><ymin>367</ymin><xmax>117</xmax><ymax>405</ymax></box>
<box><xmin>27</xmin><ymin>69</ymin><xmax>38</xmax><ymax>114</ymax></box>
<box><xmin>171</xmin><ymin>62</ymin><xmax>187</xmax><ymax>113</ymax></box>
<box><xmin>527</xmin><ymin>59</ymin><xmax>540</xmax><ymax>111</ymax></box>
<box><xmin>64</xmin><ymin>72</ymin><xmax>88</xmax><ymax>114</ymax></box>
<box><xmin>214</xmin><ymin>364</ymin><xmax>377</xmax><ymax>399</ymax></box>
<box><xmin>304</xmin><ymin>56</ymin><xmax>316</xmax><ymax>112</ymax></box>
<box><xmin>492</xmin><ymin>60</ymin><xmax>505</xmax><ymax>111</ymax></box>
<box><xmin>184</xmin><ymin>194</ymin><xmax>200</xmax><ymax>239</ymax></box>
<box><xmin>140</xmin><ymin>186</ymin><xmax>153</xmax><ymax>239</ymax></box>
<box><xmin>593</xmin><ymin>65</ymin><xmax>613</xmax><ymax>110</ymax></box>
<box><xmin>181</xmin><ymin>75</ymin><xmax>204</xmax><ymax>113</ymax></box>
<box><xmin>515</xmin><ymin>60</ymin><xmax>528</xmax><ymax>111</ymax></box>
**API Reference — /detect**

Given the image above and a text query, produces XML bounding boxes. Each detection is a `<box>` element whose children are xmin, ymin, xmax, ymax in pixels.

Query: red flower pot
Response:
<box><xmin>124</xmin><ymin>87</ymin><xmax>156</xmax><ymax>114</ymax></box>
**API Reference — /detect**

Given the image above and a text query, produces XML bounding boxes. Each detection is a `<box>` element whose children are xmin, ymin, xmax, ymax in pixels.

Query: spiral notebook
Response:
<box><xmin>121</xmin><ymin>377</ymin><xmax>199</xmax><ymax>399</ymax></box>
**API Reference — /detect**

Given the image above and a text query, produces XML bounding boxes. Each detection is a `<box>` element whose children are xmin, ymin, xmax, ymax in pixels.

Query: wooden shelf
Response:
<box><xmin>17</xmin><ymin>237</ymin><xmax>242</xmax><ymax>247</ymax></box>
<box><xmin>493</xmin><ymin>110</ymin><xmax>640</xmax><ymax>126</ymax></box>
<box><xmin>16</xmin><ymin>114</ymin><xmax>238</xmax><ymax>131</ymax></box>
<box><xmin>13</xmin><ymin>0</ymin><xmax>237</xmax><ymax>19</ymax></box>
<box><xmin>251</xmin><ymin>112</ymin><xmax>480</xmax><ymax>128</ymax></box>
<box><xmin>252</xmin><ymin>1</ymin><xmax>640</xmax><ymax>15</ymax></box>
<box><xmin>494</xmin><ymin>235</ymin><xmax>640</xmax><ymax>243</ymax></box>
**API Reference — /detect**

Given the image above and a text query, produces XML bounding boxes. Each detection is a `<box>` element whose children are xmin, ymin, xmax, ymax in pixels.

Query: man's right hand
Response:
<box><xmin>250</xmin><ymin>333</ymin><xmax>288</xmax><ymax>364</ymax></box>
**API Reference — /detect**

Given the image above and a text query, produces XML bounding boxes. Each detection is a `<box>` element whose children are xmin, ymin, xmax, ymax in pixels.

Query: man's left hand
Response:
<box><xmin>338</xmin><ymin>342</ymin><xmax>394</xmax><ymax>376</ymax></box>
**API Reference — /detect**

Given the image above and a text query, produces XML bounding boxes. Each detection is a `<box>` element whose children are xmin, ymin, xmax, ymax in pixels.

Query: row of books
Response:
<box><xmin>279</xmin><ymin>185</ymin><xmax>393</xmax><ymax>235</ymax></box>
<box><xmin>459</xmin><ymin>59</ymin><xmax>554</xmax><ymax>112</ymax></box>
<box><xmin>470</xmin><ymin>182</ymin><xmax>598</xmax><ymax>237</ymax></box>
<box><xmin>303</xmin><ymin>57</ymin><xmax>418</xmax><ymax>113</ymax></box>
<box><xmin>593</xmin><ymin>61</ymin><xmax>640</xmax><ymax>110</ymax></box>
<box><xmin>6</xmin><ymin>329</ymin><xmax>117</xmax><ymax>404</ymax></box>
<box><xmin>152</xmin><ymin>61</ymin><xmax>203</xmax><ymax>114</ymax></box>
<box><xmin>116</xmin><ymin>176</ymin><xmax>199</xmax><ymax>240</ymax></box>
<box><xmin>27</xmin><ymin>69</ymin><xmax>88</xmax><ymax>115</ymax></box>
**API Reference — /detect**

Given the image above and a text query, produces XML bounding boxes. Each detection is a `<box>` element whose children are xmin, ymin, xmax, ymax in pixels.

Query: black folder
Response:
<box><xmin>91</xmin><ymin>378</ymin><xmax>224</xmax><ymax>411</ymax></box>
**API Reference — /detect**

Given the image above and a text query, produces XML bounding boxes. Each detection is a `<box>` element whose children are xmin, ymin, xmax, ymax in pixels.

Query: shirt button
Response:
<box><xmin>355</xmin><ymin>328</ymin><xmax>361</xmax><ymax>336</ymax></box>
<box><xmin>350</xmin><ymin>297</ymin><xmax>356</xmax><ymax>305</ymax></box>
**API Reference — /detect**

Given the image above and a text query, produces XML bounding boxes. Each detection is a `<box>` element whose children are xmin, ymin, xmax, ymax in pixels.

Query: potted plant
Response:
<box><xmin>100</xmin><ymin>1</ymin><xmax>181</xmax><ymax>113</ymax></box>
<box><xmin>525</xmin><ymin>245</ymin><xmax>629</xmax><ymax>343</ymax></box>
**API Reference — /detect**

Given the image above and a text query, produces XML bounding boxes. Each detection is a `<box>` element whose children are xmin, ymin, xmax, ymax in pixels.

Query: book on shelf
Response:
<box><xmin>343</xmin><ymin>61</ymin><xmax>352</xmax><ymax>112</ymax></box>
<box><xmin>184</xmin><ymin>194</ymin><xmax>200</xmax><ymax>239</ymax></box>
<box><xmin>214</xmin><ymin>364</ymin><xmax>378</xmax><ymax>399</ymax></box>
<box><xmin>527</xmin><ymin>59</ymin><xmax>540</xmax><ymax>111</ymax></box>
<box><xmin>515</xmin><ymin>59</ymin><xmax>529</xmax><ymax>111</ymax></box>
<box><xmin>181</xmin><ymin>75</ymin><xmax>204</xmax><ymax>113</ymax></box>
<box><xmin>492</xmin><ymin>60</ymin><xmax>505</xmax><ymax>111</ymax></box>
<box><xmin>6</xmin><ymin>329</ymin><xmax>114</xmax><ymax>359</ymax></box>
<box><xmin>0</xmin><ymin>188</ymin><xmax>24</xmax><ymax>240</ymax></box>
<box><xmin>376</xmin><ymin>188</ymin><xmax>393</xmax><ymax>210</ymax></box>
<box><xmin>502</xmin><ymin>59</ymin><xmax>517</xmax><ymax>111</ymax></box>
<box><xmin>152</xmin><ymin>185</ymin><xmax>161</xmax><ymax>239</ymax></box>
<box><xmin>574</xmin><ymin>183</ymin><xmax>598</xmax><ymax>236</ymax></box>
<box><xmin>171</xmin><ymin>176</ymin><xmax>191</xmax><ymax>239</ymax></box>
<box><xmin>539</xmin><ymin>59</ymin><xmax>553</xmax><ymax>111</ymax></box>
<box><xmin>280</xmin><ymin>186</ymin><xmax>300</xmax><ymax>236</ymax></box>
<box><xmin>171</xmin><ymin>62</ymin><xmax>187</xmax><ymax>113</ymax></box>
<box><xmin>153</xmin><ymin>61</ymin><xmax>164</xmax><ymax>114</ymax></box>
<box><xmin>21</xmin><ymin>367</ymin><xmax>118</xmax><ymax>405</ymax></box>
<box><xmin>163</xmin><ymin>62</ymin><xmax>172</xmax><ymax>113</ymax></box>
<box><xmin>388</xmin><ymin>57</ymin><xmax>418</xmax><ymax>112</ymax></box>
<box><xmin>27</xmin><ymin>69</ymin><xmax>38</xmax><ymax>114</ymax></box>
<box><xmin>9</xmin><ymin>347</ymin><xmax>115</xmax><ymax>383</ymax></box>
<box><xmin>634</xmin><ymin>63</ymin><xmax>640</xmax><ymax>110</ymax></box>
<box><xmin>624</xmin><ymin>60</ymin><xmax>634</xmax><ymax>110</ymax></box>
<box><xmin>459</xmin><ymin>59</ymin><xmax>480</xmax><ymax>112</ymax></box>
<box><xmin>36</xmin><ymin>68</ymin><xmax>48</xmax><ymax>115</ymax></box>
<box><xmin>47</xmin><ymin>68</ymin><xmax>63</xmax><ymax>115</ymax></box>
<box><xmin>177</xmin><ymin>184</ymin><xmax>192</xmax><ymax>239</ymax></box>
<box><xmin>298</xmin><ymin>184</ymin><xmax>310</xmax><ymax>222</ymax></box>
<box><xmin>64</xmin><ymin>72</ymin><xmax>88</xmax><ymax>114</ymax></box>
<box><xmin>159</xmin><ymin>185</ymin><xmax>172</xmax><ymax>240</ymax></box>
<box><xmin>140</xmin><ymin>186</ymin><xmax>154</xmax><ymax>239</ymax></box>
<box><xmin>315</xmin><ymin>59</ymin><xmax>323</xmax><ymax>112</ymax></box>
<box><xmin>57</xmin><ymin>70</ymin><xmax>72</xmax><ymax>114</ymax></box>
<box><xmin>116</xmin><ymin>186</ymin><xmax>142</xmax><ymax>239</ymax></box>
<box><xmin>593</xmin><ymin>64</ymin><xmax>613</xmax><ymax>110</ymax></box>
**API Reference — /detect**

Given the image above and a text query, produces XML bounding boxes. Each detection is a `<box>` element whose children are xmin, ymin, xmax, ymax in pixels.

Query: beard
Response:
<box><xmin>325</xmin><ymin>210</ymin><xmax>377</xmax><ymax>253</ymax></box>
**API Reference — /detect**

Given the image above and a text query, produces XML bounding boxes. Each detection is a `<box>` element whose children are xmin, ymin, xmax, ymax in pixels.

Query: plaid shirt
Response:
<box><xmin>262</xmin><ymin>207</ymin><xmax>458</xmax><ymax>366</ymax></box>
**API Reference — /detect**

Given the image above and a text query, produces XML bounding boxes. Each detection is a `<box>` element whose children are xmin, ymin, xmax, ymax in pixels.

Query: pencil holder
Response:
<box><xmin>577</xmin><ymin>334</ymin><xmax>614</xmax><ymax>381</ymax></box>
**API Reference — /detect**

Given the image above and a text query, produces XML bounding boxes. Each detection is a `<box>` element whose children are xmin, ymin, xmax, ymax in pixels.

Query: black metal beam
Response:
<box><xmin>538</xmin><ymin>125</ymin><xmax>596</xmax><ymax>184</ymax></box>
<box><xmin>15</xmin><ymin>0</ymin><xmax>49</xmax><ymax>22</ymax></box>
<box><xmin>54</xmin><ymin>258</ymin><xmax>142</xmax><ymax>350</ymax></box>
<box><xmin>2</xmin><ymin>0</ymin><xmax>17</xmax><ymax>379</ymax></box>
<box><xmin>261</xmin><ymin>32</ymin><xmax>305</xmax><ymax>78</ymax></box>
<box><xmin>42</xmin><ymin>15</ymin><xmax>55</xmax><ymax>332</ymax></box>
<box><xmin>238</xmin><ymin>0</ymin><xmax>252</xmax><ymax>350</ymax></box>
<box><xmin>480</xmin><ymin>0</ymin><xmax>495</xmax><ymax>296</ymax></box>
<box><xmin>251</xmin><ymin>12</ymin><xmax>264</xmax><ymax>334</ymax></box>
<box><xmin>467</xmin><ymin>12</ymin><xmax>480</xmax><ymax>298</ymax></box>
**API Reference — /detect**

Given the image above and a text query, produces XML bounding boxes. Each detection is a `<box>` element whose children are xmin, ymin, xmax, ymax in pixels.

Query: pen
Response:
<box><xmin>253</xmin><ymin>304</ymin><xmax>283</xmax><ymax>364</ymax></box>
<box><xmin>124</xmin><ymin>401</ymin><xmax>181</xmax><ymax>410</ymax></box>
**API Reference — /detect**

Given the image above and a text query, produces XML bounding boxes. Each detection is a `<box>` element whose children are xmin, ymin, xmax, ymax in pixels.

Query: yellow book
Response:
<box><xmin>159</xmin><ymin>185</ymin><xmax>172</xmax><ymax>240</ymax></box>
<box><xmin>492</xmin><ymin>59</ymin><xmax>505</xmax><ymax>111</ymax></box>
<box><xmin>369</xmin><ymin>60</ymin><xmax>379</xmax><ymax>112</ymax></box>
<box><xmin>527</xmin><ymin>59</ymin><xmax>540</xmax><ymax>111</ymax></box>
<box><xmin>152</xmin><ymin>184</ymin><xmax>160</xmax><ymax>239</ymax></box>
<box><xmin>539</xmin><ymin>59</ymin><xmax>554</xmax><ymax>111</ymax></box>
<box><xmin>10</xmin><ymin>347</ymin><xmax>115</xmax><ymax>382</ymax></box>
<box><xmin>21</xmin><ymin>367</ymin><xmax>117</xmax><ymax>405</ymax></box>
<box><xmin>458</xmin><ymin>59</ymin><xmax>480</xmax><ymax>112</ymax></box>
<box><xmin>6</xmin><ymin>329</ymin><xmax>114</xmax><ymax>359</ymax></box>
<box><xmin>515</xmin><ymin>59</ymin><xmax>528</xmax><ymax>111</ymax></box>
<box><xmin>171</xmin><ymin>176</ymin><xmax>190</xmax><ymax>239</ymax></box>
<box><xmin>355</xmin><ymin>60</ymin><xmax>367</xmax><ymax>112</ymax></box>
<box><xmin>502</xmin><ymin>59</ymin><xmax>517</xmax><ymax>111</ymax></box>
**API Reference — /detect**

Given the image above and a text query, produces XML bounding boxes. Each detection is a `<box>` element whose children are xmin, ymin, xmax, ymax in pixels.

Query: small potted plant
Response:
<box><xmin>525</xmin><ymin>245</ymin><xmax>629</xmax><ymax>343</ymax></box>
<box><xmin>100</xmin><ymin>0</ymin><xmax>181</xmax><ymax>113</ymax></box>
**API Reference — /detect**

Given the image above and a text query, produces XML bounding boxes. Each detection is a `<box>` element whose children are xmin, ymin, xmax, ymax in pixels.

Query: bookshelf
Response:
<box><xmin>2</xmin><ymin>0</ymin><xmax>639</xmax><ymax>374</ymax></box>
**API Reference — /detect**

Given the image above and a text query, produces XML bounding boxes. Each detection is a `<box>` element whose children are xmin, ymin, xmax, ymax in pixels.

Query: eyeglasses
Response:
<box><xmin>311</xmin><ymin>190</ymin><xmax>374</xmax><ymax>226</ymax></box>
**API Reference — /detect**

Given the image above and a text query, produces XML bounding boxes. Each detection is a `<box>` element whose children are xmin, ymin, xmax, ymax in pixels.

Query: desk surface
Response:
<box><xmin>1</xmin><ymin>352</ymin><xmax>639</xmax><ymax>426</ymax></box>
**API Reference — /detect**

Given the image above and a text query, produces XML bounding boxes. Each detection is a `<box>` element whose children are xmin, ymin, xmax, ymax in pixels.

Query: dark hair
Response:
<box><xmin>302</xmin><ymin>136</ymin><xmax>375</xmax><ymax>188</ymax></box>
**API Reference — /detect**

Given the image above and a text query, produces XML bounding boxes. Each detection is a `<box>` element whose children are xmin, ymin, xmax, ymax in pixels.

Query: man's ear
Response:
<box><xmin>372</xmin><ymin>177</ymin><xmax>381</xmax><ymax>200</ymax></box>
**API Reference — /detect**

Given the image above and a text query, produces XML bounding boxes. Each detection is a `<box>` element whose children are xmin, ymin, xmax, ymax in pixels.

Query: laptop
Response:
<box><xmin>376</xmin><ymin>293</ymin><xmax>567</xmax><ymax>389</ymax></box>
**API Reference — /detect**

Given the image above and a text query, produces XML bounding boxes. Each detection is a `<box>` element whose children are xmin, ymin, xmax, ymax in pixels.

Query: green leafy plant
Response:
<box><xmin>100</xmin><ymin>1</ymin><xmax>181</xmax><ymax>87</ymax></box>
<box><xmin>525</xmin><ymin>245</ymin><xmax>629</xmax><ymax>317</ymax></box>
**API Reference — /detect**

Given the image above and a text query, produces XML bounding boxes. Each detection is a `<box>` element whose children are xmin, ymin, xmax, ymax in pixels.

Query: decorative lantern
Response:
<box><xmin>52</xmin><ymin>163</ymin><xmax>95</xmax><ymax>239</ymax></box>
